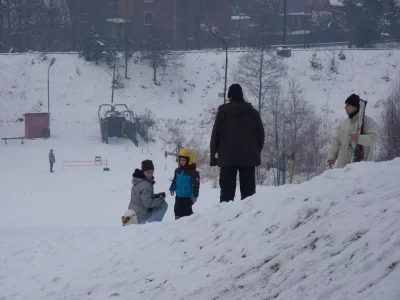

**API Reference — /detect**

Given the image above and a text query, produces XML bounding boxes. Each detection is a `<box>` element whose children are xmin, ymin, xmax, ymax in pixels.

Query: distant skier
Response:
<box><xmin>210</xmin><ymin>83</ymin><xmax>265</xmax><ymax>202</ymax></box>
<box><xmin>327</xmin><ymin>94</ymin><xmax>378</xmax><ymax>168</ymax></box>
<box><xmin>122</xmin><ymin>160</ymin><xmax>168</xmax><ymax>225</ymax></box>
<box><xmin>49</xmin><ymin>149</ymin><xmax>55</xmax><ymax>173</ymax></box>
<box><xmin>169</xmin><ymin>148</ymin><xmax>200</xmax><ymax>220</ymax></box>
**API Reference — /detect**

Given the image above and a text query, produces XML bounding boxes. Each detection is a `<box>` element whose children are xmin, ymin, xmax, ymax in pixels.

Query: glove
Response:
<box><xmin>210</xmin><ymin>157</ymin><xmax>218</xmax><ymax>167</ymax></box>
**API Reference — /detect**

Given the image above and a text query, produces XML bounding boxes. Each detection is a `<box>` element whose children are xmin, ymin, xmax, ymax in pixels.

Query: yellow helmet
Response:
<box><xmin>179</xmin><ymin>148</ymin><xmax>196</xmax><ymax>165</ymax></box>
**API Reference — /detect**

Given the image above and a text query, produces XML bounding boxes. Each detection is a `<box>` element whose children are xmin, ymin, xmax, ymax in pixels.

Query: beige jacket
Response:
<box><xmin>328</xmin><ymin>113</ymin><xmax>378</xmax><ymax>168</ymax></box>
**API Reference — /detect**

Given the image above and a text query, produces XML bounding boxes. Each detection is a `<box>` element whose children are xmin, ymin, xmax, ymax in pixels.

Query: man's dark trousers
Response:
<box><xmin>219</xmin><ymin>166</ymin><xmax>256</xmax><ymax>202</ymax></box>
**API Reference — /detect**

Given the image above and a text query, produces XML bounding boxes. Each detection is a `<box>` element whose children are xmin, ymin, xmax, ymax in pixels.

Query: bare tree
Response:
<box><xmin>0</xmin><ymin>0</ymin><xmax>71</xmax><ymax>52</ymax></box>
<box><xmin>262</xmin><ymin>90</ymin><xmax>286</xmax><ymax>185</ymax></box>
<box><xmin>161</xmin><ymin>119</ymin><xmax>187</xmax><ymax>148</ymax></box>
<box><xmin>262</xmin><ymin>78</ymin><xmax>328</xmax><ymax>185</ymax></box>
<box><xmin>234</xmin><ymin>47</ymin><xmax>286</xmax><ymax>113</ymax></box>
<box><xmin>300</xmin><ymin>113</ymin><xmax>330</xmax><ymax>179</ymax></box>
<box><xmin>378</xmin><ymin>76</ymin><xmax>400</xmax><ymax>160</ymax></box>
<box><xmin>285</xmin><ymin>79</ymin><xmax>330</xmax><ymax>180</ymax></box>
<box><xmin>138</xmin><ymin>108</ymin><xmax>156</xmax><ymax>130</ymax></box>
<box><xmin>141</xmin><ymin>26</ymin><xmax>183</xmax><ymax>83</ymax></box>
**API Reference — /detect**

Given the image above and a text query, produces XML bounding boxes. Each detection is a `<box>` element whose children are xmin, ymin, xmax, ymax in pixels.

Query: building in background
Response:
<box><xmin>117</xmin><ymin>0</ymin><xmax>233</xmax><ymax>50</ymax></box>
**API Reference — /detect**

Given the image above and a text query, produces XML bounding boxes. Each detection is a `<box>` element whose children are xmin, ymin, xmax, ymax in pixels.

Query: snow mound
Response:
<box><xmin>1</xmin><ymin>159</ymin><xmax>400</xmax><ymax>300</ymax></box>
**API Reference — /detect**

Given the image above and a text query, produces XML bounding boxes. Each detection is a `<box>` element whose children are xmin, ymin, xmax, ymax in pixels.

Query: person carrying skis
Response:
<box><xmin>327</xmin><ymin>94</ymin><xmax>378</xmax><ymax>168</ymax></box>
<box><xmin>49</xmin><ymin>149</ymin><xmax>55</xmax><ymax>172</ymax></box>
<box><xmin>169</xmin><ymin>148</ymin><xmax>200</xmax><ymax>220</ymax></box>
<box><xmin>122</xmin><ymin>159</ymin><xmax>168</xmax><ymax>225</ymax></box>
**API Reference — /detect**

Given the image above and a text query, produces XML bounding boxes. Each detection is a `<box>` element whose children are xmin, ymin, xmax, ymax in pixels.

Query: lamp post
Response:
<box><xmin>111</xmin><ymin>49</ymin><xmax>116</xmax><ymax>104</ymax></box>
<box><xmin>200</xmin><ymin>24</ymin><xmax>228</xmax><ymax>104</ymax></box>
<box><xmin>48</xmin><ymin>57</ymin><xmax>56</xmax><ymax>113</ymax></box>
<box><xmin>107</xmin><ymin>18</ymin><xmax>131</xmax><ymax>79</ymax></box>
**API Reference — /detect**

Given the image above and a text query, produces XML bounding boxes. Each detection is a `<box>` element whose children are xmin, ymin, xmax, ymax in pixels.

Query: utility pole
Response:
<box><xmin>304</xmin><ymin>0</ymin><xmax>307</xmax><ymax>49</ymax></box>
<box><xmin>49</xmin><ymin>0</ymin><xmax>54</xmax><ymax>49</ymax></box>
<box><xmin>48</xmin><ymin>58</ymin><xmax>56</xmax><ymax>113</ymax></box>
<box><xmin>173</xmin><ymin>0</ymin><xmax>177</xmax><ymax>50</ymax></box>
<box><xmin>111</xmin><ymin>51</ymin><xmax>116</xmax><ymax>104</ymax></box>
<box><xmin>125</xmin><ymin>24</ymin><xmax>129</xmax><ymax>79</ymax></box>
<box><xmin>283</xmin><ymin>0</ymin><xmax>287</xmax><ymax>45</ymax></box>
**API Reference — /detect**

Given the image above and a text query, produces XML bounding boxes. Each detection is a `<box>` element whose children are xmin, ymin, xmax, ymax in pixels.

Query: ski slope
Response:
<box><xmin>1</xmin><ymin>50</ymin><xmax>400</xmax><ymax>299</ymax></box>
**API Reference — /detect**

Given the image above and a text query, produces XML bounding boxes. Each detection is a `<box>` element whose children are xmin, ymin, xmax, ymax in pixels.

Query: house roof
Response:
<box><xmin>329</xmin><ymin>0</ymin><xmax>343</xmax><ymax>6</ymax></box>
<box><xmin>231</xmin><ymin>15</ymin><xmax>251</xmax><ymax>20</ymax></box>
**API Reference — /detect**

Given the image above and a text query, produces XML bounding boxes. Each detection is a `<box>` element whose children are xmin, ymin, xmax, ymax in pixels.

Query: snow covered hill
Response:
<box><xmin>1</xmin><ymin>159</ymin><xmax>400</xmax><ymax>300</ymax></box>
<box><xmin>1</xmin><ymin>49</ymin><xmax>399</xmax><ymax>139</ymax></box>
<box><xmin>1</xmin><ymin>50</ymin><xmax>400</xmax><ymax>300</ymax></box>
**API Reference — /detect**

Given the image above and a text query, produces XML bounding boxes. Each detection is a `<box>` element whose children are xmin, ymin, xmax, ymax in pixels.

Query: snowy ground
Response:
<box><xmin>1</xmin><ymin>50</ymin><xmax>400</xmax><ymax>299</ymax></box>
<box><xmin>1</xmin><ymin>160</ymin><xmax>400</xmax><ymax>300</ymax></box>
<box><xmin>1</xmin><ymin>49</ymin><xmax>399</xmax><ymax>134</ymax></box>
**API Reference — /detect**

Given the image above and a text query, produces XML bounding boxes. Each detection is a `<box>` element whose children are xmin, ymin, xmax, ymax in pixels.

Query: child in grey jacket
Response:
<box><xmin>122</xmin><ymin>160</ymin><xmax>168</xmax><ymax>225</ymax></box>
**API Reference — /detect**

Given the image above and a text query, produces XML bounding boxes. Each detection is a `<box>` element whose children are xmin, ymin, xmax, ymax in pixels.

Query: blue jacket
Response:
<box><xmin>169</xmin><ymin>164</ymin><xmax>200</xmax><ymax>198</ymax></box>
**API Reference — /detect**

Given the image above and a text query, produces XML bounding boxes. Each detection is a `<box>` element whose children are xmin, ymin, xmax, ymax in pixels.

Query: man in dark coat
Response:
<box><xmin>210</xmin><ymin>84</ymin><xmax>265</xmax><ymax>202</ymax></box>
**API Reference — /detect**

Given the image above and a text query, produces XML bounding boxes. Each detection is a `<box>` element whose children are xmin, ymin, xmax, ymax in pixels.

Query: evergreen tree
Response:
<box><xmin>141</xmin><ymin>26</ymin><xmax>182</xmax><ymax>82</ymax></box>
<box><xmin>245</xmin><ymin>0</ymin><xmax>282</xmax><ymax>46</ymax></box>
<box><xmin>341</xmin><ymin>0</ymin><xmax>384</xmax><ymax>47</ymax></box>
<box><xmin>312</xmin><ymin>13</ymin><xmax>344</xmax><ymax>43</ymax></box>
<box><xmin>383</xmin><ymin>0</ymin><xmax>400</xmax><ymax>38</ymax></box>
<box><xmin>355</xmin><ymin>0</ymin><xmax>383</xmax><ymax>47</ymax></box>
<box><xmin>82</xmin><ymin>26</ymin><xmax>105</xmax><ymax>62</ymax></box>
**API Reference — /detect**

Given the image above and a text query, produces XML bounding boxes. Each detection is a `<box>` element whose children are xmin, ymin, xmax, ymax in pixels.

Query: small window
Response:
<box><xmin>144</xmin><ymin>12</ymin><xmax>154</xmax><ymax>25</ymax></box>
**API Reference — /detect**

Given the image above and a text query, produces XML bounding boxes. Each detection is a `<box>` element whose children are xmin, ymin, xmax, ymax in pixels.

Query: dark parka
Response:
<box><xmin>210</xmin><ymin>101</ymin><xmax>265</xmax><ymax>167</ymax></box>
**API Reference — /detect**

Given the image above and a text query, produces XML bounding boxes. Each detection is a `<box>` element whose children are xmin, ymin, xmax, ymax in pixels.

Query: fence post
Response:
<box><xmin>103</xmin><ymin>159</ymin><xmax>110</xmax><ymax>171</ymax></box>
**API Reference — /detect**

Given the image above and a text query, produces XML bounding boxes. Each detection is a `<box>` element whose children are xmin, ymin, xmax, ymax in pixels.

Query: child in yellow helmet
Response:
<box><xmin>169</xmin><ymin>148</ymin><xmax>200</xmax><ymax>220</ymax></box>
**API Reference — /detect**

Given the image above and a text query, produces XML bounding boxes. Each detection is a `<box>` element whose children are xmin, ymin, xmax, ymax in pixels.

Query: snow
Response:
<box><xmin>106</xmin><ymin>18</ymin><xmax>131</xmax><ymax>24</ymax></box>
<box><xmin>1</xmin><ymin>159</ymin><xmax>400</xmax><ymax>299</ymax></box>
<box><xmin>330</xmin><ymin>0</ymin><xmax>344</xmax><ymax>6</ymax></box>
<box><xmin>288</xmin><ymin>12</ymin><xmax>311</xmax><ymax>16</ymax></box>
<box><xmin>1</xmin><ymin>50</ymin><xmax>400</xmax><ymax>299</ymax></box>
<box><xmin>1</xmin><ymin>50</ymin><xmax>399</xmax><ymax>130</ymax></box>
<box><xmin>231</xmin><ymin>15</ymin><xmax>251</xmax><ymax>20</ymax></box>
<box><xmin>288</xmin><ymin>30</ymin><xmax>311</xmax><ymax>35</ymax></box>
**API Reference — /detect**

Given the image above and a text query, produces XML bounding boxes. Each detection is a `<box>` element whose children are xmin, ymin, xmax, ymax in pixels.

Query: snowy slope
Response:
<box><xmin>1</xmin><ymin>50</ymin><xmax>400</xmax><ymax>300</ymax></box>
<box><xmin>1</xmin><ymin>159</ymin><xmax>400</xmax><ymax>300</ymax></box>
<box><xmin>1</xmin><ymin>49</ymin><xmax>399</xmax><ymax>138</ymax></box>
